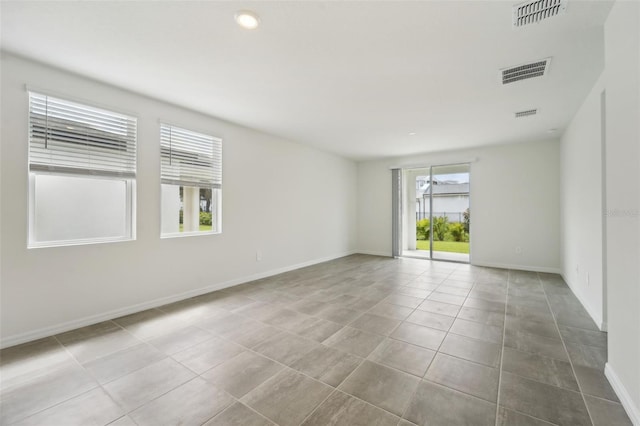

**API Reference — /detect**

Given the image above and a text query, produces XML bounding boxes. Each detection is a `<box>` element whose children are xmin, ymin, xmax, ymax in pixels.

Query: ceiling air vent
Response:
<box><xmin>515</xmin><ymin>109</ymin><xmax>538</xmax><ymax>118</ymax></box>
<box><xmin>513</xmin><ymin>0</ymin><xmax>567</xmax><ymax>27</ymax></box>
<box><xmin>501</xmin><ymin>58</ymin><xmax>551</xmax><ymax>84</ymax></box>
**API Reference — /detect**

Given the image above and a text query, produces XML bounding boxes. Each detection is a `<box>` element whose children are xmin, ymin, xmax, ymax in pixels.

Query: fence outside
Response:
<box><xmin>416</xmin><ymin>211</ymin><xmax>465</xmax><ymax>223</ymax></box>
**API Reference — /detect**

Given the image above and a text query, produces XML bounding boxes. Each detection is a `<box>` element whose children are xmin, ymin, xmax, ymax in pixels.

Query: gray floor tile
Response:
<box><xmin>10</xmin><ymin>388</ymin><xmax>122</xmax><ymax>426</ymax></box>
<box><xmin>323</xmin><ymin>326</ymin><xmax>385</xmax><ymax>357</ymax></box>
<box><xmin>428</xmin><ymin>291</ymin><xmax>466</xmax><ymax>306</ymax></box>
<box><xmin>436</xmin><ymin>285</ymin><xmax>471</xmax><ymax>297</ymax></box>
<box><xmin>344</xmin><ymin>297</ymin><xmax>382</xmax><ymax>311</ymax></box>
<box><xmin>502</xmin><ymin>347</ymin><xmax>578</xmax><ymax>391</ymax></box>
<box><xmin>584</xmin><ymin>395</ymin><xmax>633</xmax><ymax>426</ymax></box>
<box><xmin>368</xmin><ymin>302</ymin><xmax>414</xmax><ymax>320</ymax></box>
<box><xmin>338</xmin><ymin>360</ymin><xmax>419</xmax><ymax>416</ymax></box>
<box><xmin>83</xmin><ymin>343</ymin><xmax>165</xmax><ymax>384</ymax></box>
<box><xmin>290</xmin><ymin>299</ymin><xmax>330</xmax><ymax>315</ymax></box>
<box><xmin>0</xmin><ymin>363</ymin><xmax>97</xmax><ymax>425</ymax></box>
<box><xmin>468</xmin><ymin>288</ymin><xmax>506</xmax><ymax>302</ymax></box>
<box><xmin>262</xmin><ymin>308</ymin><xmax>315</xmax><ymax>331</ymax></box>
<box><xmin>450</xmin><ymin>318</ymin><xmax>503</xmax><ymax>344</ymax></box>
<box><xmin>1</xmin><ymin>256</ymin><xmax>618</xmax><ymax>426</ymax></box>
<box><xmin>439</xmin><ymin>333</ymin><xmax>502</xmax><ymax>367</ymax></box>
<box><xmin>156</xmin><ymin>295</ymin><xmax>228</xmax><ymax>319</ymax></box>
<box><xmin>103</xmin><ymin>357</ymin><xmax>195</xmax><ymax>412</ymax></box>
<box><xmin>457</xmin><ymin>306</ymin><xmax>504</xmax><ymax>327</ymax></box>
<box><xmin>253</xmin><ymin>332</ymin><xmax>321</xmax><ymax>366</ymax></box>
<box><xmin>383</xmin><ymin>293</ymin><xmax>424</xmax><ymax>309</ymax></box>
<box><xmin>406</xmin><ymin>310</ymin><xmax>454</xmax><ymax>331</ymax></box>
<box><xmin>404</xmin><ymin>380</ymin><xmax>496</xmax><ymax>426</ymax></box>
<box><xmin>554</xmin><ymin>310</ymin><xmax>599</xmax><ymax>331</ymax></box>
<box><xmin>504</xmin><ymin>329</ymin><xmax>569</xmax><ymax>361</ymax></box>
<box><xmin>507</xmin><ymin>304</ymin><xmax>555</xmax><ymax>324</ymax></box>
<box><xmin>171</xmin><ymin>335</ymin><xmax>244</xmax><ymax>374</ymax></box>
<box><xmin>146</xmin><ymin>325</ymin><xmax>213</xmax><ymax>355</ymax></box>
<box><xmin>505</xmin><ymin>316</ymin><xmax>561</xmax><ymax>340</ymax></box>
<box><xmin>301</xmin><ymin>390</ymin><xmax>399</xmax><ymax>426</ymax></box>
<box><xmin>223</xmin><ymin>322</ymin><xmax>282</xmax><ymax>348</ymax></box>
<box><xmin>390</xmin><ymin>322</ymin><xmax>446</xmax><ymax>350</ymax></box>
<box><xmin>113</xmin><ymin>309</ymin><xmax>184</xmax><ymax>340</ymax></box>
<box><xmin>368</xmin><ymin>338</ymin><xmax>435</xmax><ymax>377</ymax></box>
<box><xmin>291</xmin><ymin>345</ymin><xmax>362</xmax><ymax>387</ymax></box>
<box><xmin>0</xmin><ymin>337</ymin><xmax>75</xmax><ymax>388</ymax></box>
<box><xmin>288</xmin><ymin>317</ymin><xmax>343</xmax><ymax>342</ymax></box>
<box><xmin>463</xmin><ymin>297</ymin><xmax>506</xmax><ymax>313</ymax></box>
<box><xmin>416</xmin><ymin>299</ymin><xmax>461</xmax><ymax>317</ymax></box>
<box><xmin>204</xmin><ymin>402</ymin><xmax>274</xmax><ymax>426</ymax></box>
<box><xmin>565</xmin><ymin>342</ymin><xmax>607</xmax><ymax>369</ymax></box>
<box><xmin>129</xmin><ymin>377</ymin><xmax>233</xmax><ymax>425</ymax></box>
<box><xmin>574</xmin><ymin>365</ymin><xmax>620</xmax><ymax>402</ymax></box>
<box><xmin>499</xmin><ymin>372</ymin><xmax>591</xmax><ymax>426</ymax></box>
<box><xmin>395</xmin><ymin>287</ymin><xmax>431</xmax><ymax>298</ymax></box>
<box><xmin>349</xmin><ymin>313</ymin><xmax>401</xmax><ymax>336</ymax></box>
<box><xmin>425</xmin><ymin>353</ymin><xmax>499</xmax><ymax>402</ymax></box>
<box><xmin>316</xmin><ymin>305</ymin><xmax>362</xmax><ymax>325</ymax></box>
<box><xmin>496</xmin><ymin>407</ymin><xmax>556</xmax><ymax>425</ymax></box>
<box><xmin>107</xmin><ymin>416</ymin><xmax>137</xmax><ymax>426</ymax></box>
<box><xmin>56</xmin><ymin>321</ymin><xmax>141</xmax><ymax>363</ymax></box>
<box><xmin>232</xmin><ymin>301</ymin><xmax>285</xmax><ymax>321</ymax></box>
<box><xmin>559</xmin><ymin>325</ymin><xmax>608</xmax><ymax>348</ymax></box>
<box><xmin>201</xmin><ymin>351</ymin><xmax>284</xmax><ymax>397</ymax></box>
<box><xmin>243</xmin><ymin>369</ymin><xmax>332</xmax><ymax>426</ymax></box>
<box><xmin>207</xmin><ymin>293</ymin><xmax>257</xmax><ymax>311</ymax></box>
<box><xmin>199</xmin><ymin>312</ymin><xmax>256</xmax><ymax>336</ymax></box>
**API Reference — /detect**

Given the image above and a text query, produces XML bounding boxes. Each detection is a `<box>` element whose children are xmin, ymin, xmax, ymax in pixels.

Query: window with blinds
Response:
<box><xmin>160</xmin><ymin>124</ymin><xmax>222</xmax><ymax>237</ymax></box>
<box><xmin>28</xmin><ymin>92</ymin><xmax>137</xmax><ymax>248</ymax></box>
<box><xmin>29</xmin><ymin>92</ymin><xmax>137</xmax><ymax>177</ymax></box>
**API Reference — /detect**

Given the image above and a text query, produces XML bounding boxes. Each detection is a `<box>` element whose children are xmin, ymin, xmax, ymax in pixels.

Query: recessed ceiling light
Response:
<box><xmin>409</xmin><ymin>132</ymin><xmax>416</xmax><ymax>136</ymax></box>
<box><xmin>235</xmin><ymin>10</ymin><xmax>260</xmax><ymax>30</ymax></box>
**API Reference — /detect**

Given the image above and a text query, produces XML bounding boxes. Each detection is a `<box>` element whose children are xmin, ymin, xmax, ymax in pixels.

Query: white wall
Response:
<box><xmin>0</xmin><ymin>53</ymin><xmax>358</xmax><ymax>347</ymax></box>
<box><xmin>603</xmin><ymin>1</ymin><xmax>640</xmax><ymax>423</ymax></box>
<box><xmin>356</xmin><ymin>140</ymin><xmax>561</xmax><ymax>272</ymax></box>
<box><xmin>560</xmin><ymin>73</ymin><xmax>606</xmax><ymax>330</ymax></box>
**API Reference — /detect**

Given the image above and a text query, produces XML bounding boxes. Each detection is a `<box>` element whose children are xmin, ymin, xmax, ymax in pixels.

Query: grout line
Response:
<box><xmin>493</xmin><ymin>269</ymin><xmax>511</xmax><ymax>426</ymax></box>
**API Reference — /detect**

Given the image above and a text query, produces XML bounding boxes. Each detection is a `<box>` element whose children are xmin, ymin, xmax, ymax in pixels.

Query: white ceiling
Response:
<box><xmin>0</xmin><ymin>1</ymin><xmax>613</xmax><ymax>161</ymax></box>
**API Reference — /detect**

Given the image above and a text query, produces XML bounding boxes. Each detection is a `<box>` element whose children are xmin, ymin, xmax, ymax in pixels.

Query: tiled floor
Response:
<box><xmin>0</xmin><ymin>254</ymin><xmax>633</xmax><ymax>426</ymax></box>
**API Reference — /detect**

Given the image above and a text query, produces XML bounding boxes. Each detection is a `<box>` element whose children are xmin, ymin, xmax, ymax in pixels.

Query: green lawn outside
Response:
<box><xmin>416</xmin><ymin>240</ymin><xmax>469</xmax><ymax>254</ymax></box>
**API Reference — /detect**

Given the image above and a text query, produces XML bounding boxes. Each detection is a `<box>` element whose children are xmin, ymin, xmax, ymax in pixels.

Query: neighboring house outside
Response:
<box><xmin>416</xmin><ymin>176</ymin><xmax>469</xmax><ymax>223</ymax></box>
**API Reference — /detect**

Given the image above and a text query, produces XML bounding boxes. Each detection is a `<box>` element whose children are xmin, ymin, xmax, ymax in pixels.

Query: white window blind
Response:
<box><xmin>29</xmin><ymin>92</ymin><xmax>137</xmax><ymax>178</ymax></box>
<box><xmin>160</xmin><ymin>124</ymin><xmax>222</xmax><ymax>188</ymax></box>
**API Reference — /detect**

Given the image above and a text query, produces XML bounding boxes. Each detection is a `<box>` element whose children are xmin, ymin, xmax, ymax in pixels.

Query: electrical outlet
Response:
<box><xmin>256</xmin><ymin>250</ymin><xmax>262</xmax><ymax>261</ymax></box>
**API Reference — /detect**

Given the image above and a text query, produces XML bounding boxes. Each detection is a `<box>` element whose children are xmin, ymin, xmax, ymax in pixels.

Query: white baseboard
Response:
<box><xmin>355</xmin><ymin>250</ymin><xmax>392</xmax><ymax>257</ymax></box>
<box><xmin>605</xmin><ymin>363</ymin><xmax>640</xmax><ymax>426</ymax></box>
<box><xmin>0</xmin><ymin>250</ymin><xmax>356</xmax><ymax>349</ymax></box>
<box><xmin>561</xmin><ymin>273</ymin><xmax>606</xmax><ymax>331</ymax></box>
<box><xmin>471</xmin><ymin>260</ymin><xmax>562</xmax><ymax>274</ymax></box>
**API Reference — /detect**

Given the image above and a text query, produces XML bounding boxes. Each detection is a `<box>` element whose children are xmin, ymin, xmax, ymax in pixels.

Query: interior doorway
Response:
<box><xmin>399</xmin><ymin>163</ymin><xmax>470</xmax><ymax>263</ymax></box>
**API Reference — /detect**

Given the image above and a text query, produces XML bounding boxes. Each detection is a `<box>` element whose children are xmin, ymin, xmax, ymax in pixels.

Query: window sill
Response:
<box><xmin>28</xmin><ymin>236</ymin><xmax>135</xmax><ymax>249</ymax></box>
<box><xmin>161</xmin><ymin>230</ymin><xmax>221</xmax><ymax>239</ymax></box>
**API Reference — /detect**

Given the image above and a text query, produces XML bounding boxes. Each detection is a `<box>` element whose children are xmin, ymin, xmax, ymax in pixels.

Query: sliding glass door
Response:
<box><xmin>397</xmin><ymin>163</ymin><xmax>470</xmax><ymax>263</ymax></box>
<box><xmin>429</xmin><ymin>164</ymin><xmax>470</xmax><ymax>262</ymax></box>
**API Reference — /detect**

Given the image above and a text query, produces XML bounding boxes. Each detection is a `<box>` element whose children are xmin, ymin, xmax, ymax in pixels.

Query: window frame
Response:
<box><xmin>159</xmin><ymin>123</ymin><xmax>222</xmax><ymax>239</ymax></box>
<box><xmin>27</xmin><ymin>91</ymin><xmax>137</xmax><ymax>249</ymax></box>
